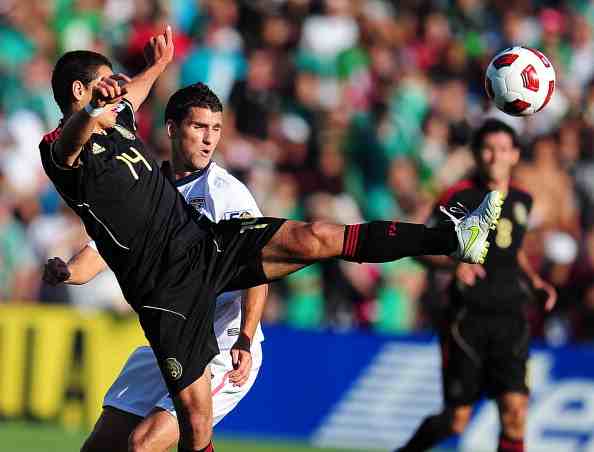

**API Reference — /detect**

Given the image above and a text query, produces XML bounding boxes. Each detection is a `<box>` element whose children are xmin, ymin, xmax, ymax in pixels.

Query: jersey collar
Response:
<box><xmin>171</xmin><ymin>161</ymin><xmax>213</xmax><ymax>187</ymax></box>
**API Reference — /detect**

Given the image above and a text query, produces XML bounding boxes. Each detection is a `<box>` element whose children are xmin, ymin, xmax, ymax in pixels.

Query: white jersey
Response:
<box><xmin>175</xmin><ymin>161</ymin><xmax>264</xmax><ymax>350</ymax></box>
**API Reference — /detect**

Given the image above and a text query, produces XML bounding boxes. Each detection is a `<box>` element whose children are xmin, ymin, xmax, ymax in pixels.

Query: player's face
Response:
<box><xmin>80</xmin><ymin>65</ymin><xmax>120</xmax><ymax>129</ymax></box>
<box><xmin>477</xmin><ymin>131</ymin><xmax>520</xmax><ymax>183</ymax></box>
<box><xmin>169</xmin><ymin>107</ymin><xmax>223</xmax><ymax>171</ymax></box>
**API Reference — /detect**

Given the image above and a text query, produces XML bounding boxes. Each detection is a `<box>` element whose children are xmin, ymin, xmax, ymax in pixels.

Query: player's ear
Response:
<box><xmin>166</xmin><ymin>119</ymin><xmax>177</xmax><ymax>139</ymax></box>
<box><xmin>72</xmin><ymin>80</ymin><xmax>86</xmax><ymax>103</ymax></box>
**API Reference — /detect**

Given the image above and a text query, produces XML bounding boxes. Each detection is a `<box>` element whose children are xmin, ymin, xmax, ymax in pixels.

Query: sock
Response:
<box><xmin>342</xmin><ymin>222</ymin><xmax>457</xmax><ymax>263</ymax></box>
<box><xmin>397</xmin><ymin>411</ymin><xmax>453</xmax><ymax>452</ymax></box>
<box><xmin>498</xmin><ymin>435</ymin><xmax>524</xmax><ymax>452</ymax></box>
<box><xmin>178</xmin><ymin>441</ymin><xmax>214</xmax><ymax>452</ymax></box>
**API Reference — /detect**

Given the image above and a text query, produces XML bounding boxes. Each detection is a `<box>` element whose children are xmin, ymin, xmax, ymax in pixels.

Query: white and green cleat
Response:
<box><xmin>440</xmin><ymin>190</ymin><xmax>504</xmax><ymax>264</ymax></box>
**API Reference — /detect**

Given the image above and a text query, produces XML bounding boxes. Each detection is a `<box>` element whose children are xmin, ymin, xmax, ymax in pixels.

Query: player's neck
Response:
<box><xmin>486</xmin><ymin>178</ymin><xmax>510</xmax><ymax>194</ymax></box>
<box><xmin>172</xmin><ymin>161</ymin><xmax>212</xmax><ymax>180</ymax></box>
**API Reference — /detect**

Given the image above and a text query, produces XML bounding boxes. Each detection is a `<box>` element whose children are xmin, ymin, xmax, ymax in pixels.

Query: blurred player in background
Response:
<box><xmin>395</xmin><ymin>119</ymin><xmax>557</xmax><ymax>452</ymax></box>
<box><xmin>40</xmin><ymin>25</ymin><xmax>502</xmax><ymax>452</ymax></box>
<box><xmin>44</xmin><ymin>83</ymin><xmax>267</xmax><ymax>452</ymax></box>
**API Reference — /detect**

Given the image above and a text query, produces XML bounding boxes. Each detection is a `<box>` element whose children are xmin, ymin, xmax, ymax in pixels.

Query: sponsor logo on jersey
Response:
<box><xmin>189</xmin><ymin>197</ymin><xmax>206</xmax><ymax>212</ymax></box>
<box><xmin>92</xmin><ymin>143</ymin><xmax>107</xmax><ymax>154</ymax></box>
<box><xmin>225</xmin><ymin>210</ymin><xmax>255</xmax><ymax>220</ymax></box>
<box><xmin>164</xmin><ymin>357</ymin><xmax>183</xmax><ymax>381</ymax></box>
<box><xmin>113</xmin><ymin>124</ymin><xmax>136</xmax><ymax>140</ymax></box>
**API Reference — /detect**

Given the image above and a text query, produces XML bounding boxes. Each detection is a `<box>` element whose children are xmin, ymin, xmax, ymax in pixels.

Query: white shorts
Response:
<box><xmin>103</xmin><ymin>343</ymin><xmax>262</xmax><ymax>426</ymax></box>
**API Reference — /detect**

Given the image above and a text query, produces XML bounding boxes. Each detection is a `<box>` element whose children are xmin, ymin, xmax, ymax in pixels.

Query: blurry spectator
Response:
<box><xmin>180</xmin><ymin>0</ymin><xmax>245</xmax><ymax>102</ymax></box>
<box><xmin>0</xmin><ymin>193</ymin><xmax>38</xmax><ymax>301</ymax></box>
<box><xmin>228</xmin><ymin>48</ymin><xmax>280</xmax><ymax>141</ymax></box>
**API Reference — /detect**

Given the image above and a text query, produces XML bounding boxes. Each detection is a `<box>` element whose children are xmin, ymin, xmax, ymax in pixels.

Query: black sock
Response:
<box><xmin>342</xmin><ymin>221</ymin><xmax>456</xmax><ymax>263</ymax></box>
<box><xmin>397</xmin><ymin>412</ymin><xmax>454</xmax><ymax>452</ymax></box>
<box><xmin>178</xmin><ymin>441</ymin><xmax>214</xmax><ymax>452</ymax></box>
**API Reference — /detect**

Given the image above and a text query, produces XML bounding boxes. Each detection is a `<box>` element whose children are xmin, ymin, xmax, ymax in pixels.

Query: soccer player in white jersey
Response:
<box><xmin>43</xmin><ymin>83</ymin><xmax>267</xmax><ymax>452</ymax></box>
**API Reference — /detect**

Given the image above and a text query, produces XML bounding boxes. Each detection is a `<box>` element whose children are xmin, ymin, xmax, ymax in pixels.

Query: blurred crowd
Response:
<box><xmin>2</xmin><ymin>0</ymin><xmax>594</xmax><ymax>344</ymax></box>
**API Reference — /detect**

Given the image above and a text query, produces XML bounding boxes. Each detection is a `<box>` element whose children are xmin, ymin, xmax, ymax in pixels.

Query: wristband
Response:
<box><xmin>84</xmin><ymin>103</ymin><xmax>105</xmax><ymax>117</ymax></box>
<box><xmin>232</xmin><ymin>332</ymin><xmax>251</xmax><ymax>352</ymax></box>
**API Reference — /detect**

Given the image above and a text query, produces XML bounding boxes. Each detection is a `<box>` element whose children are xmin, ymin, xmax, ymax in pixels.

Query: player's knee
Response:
<box><xmin>450</xmin><ymin>406</ymin><xmax>472</xmax><ymax>434</ymax></box>
<box><xmin>500</xmin><ymin>402</ymin><xmax>527</xmax><ymax>438</ymax></box>
<box><xmin>128</xmin><ymin>428</ymin><xmax>150</xmax><ymax>452</ymax></box>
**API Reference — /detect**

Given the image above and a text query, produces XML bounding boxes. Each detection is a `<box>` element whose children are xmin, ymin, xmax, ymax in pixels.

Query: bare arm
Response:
<box><xmin>518</xmin><ymin>249</ymin><xmax>557</xmax><ymax>311</ymax></box>
<box><xmin>43</xmin><ymin>243</ymin><xmax>108</xmax><ymax>286</ymax></box>
<box><xmin>240</xmin><ymin>284</ymin><xmax>268</xmax><ymax>343</ymax></box>
<box><xmin>229</xmin><ymin>284</ymin><xmax>268</xmax><ymax>386</ymax></box>
<box><xmin>123</xmin><ymin>25</ymin><xmax>175</xmax><ymax>112</ymax></box>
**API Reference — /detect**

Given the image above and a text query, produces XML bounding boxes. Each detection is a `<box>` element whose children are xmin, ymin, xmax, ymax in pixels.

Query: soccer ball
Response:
<box><xmin>485</xmin><ymin>46</ymin><xmax>556</xmax><ymax>116</ymax></box>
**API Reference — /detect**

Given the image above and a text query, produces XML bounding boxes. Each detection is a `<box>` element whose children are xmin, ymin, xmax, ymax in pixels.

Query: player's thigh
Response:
<box><xmin>487</xmin><ymin>315</ymin><xmax>530</xmax><ymax>398</ymax></box>
<box><xmin>81</xmin><ymin>407</ymin><xmax>142</xmax><ymax>452</ymax></box>
<box><xmin>261</xmin><ymin>220</ymin><xmax>344</xmax><ymax>279</ymax></box>
<box><xmin>441</xmin><ymin>312</ymin><xmax>485</xmax><ymax>405</ymax></box>
<box><xmin>172</xmin><ymin>366</ymin><xmax>213</xmax><ymax>443</ymax></box>
<box><xmin>129</xmin><ymin>408</ymin><xmax>179</xmax><ymax>452</ymax></box>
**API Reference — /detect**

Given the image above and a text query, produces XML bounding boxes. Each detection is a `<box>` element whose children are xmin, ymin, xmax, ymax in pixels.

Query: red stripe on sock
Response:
<box><xmin>344</xmin><ymin>225</ymin><xmax>356</xmax><ymax>257</ymax></box>
<box><xmin>350</xmin><ymin>224</ymin><xmax>360</xmax><ymax>256</ymax></box>
<box><xmin>347</xmin><ymin>224</ymin><xmax>359</xmax><ymax>257</ymax></box>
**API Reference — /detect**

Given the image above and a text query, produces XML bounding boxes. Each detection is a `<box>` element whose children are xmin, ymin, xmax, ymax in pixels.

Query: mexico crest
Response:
<box><xmin>164</xmin><ymin>357</ymin><xmax>183</xmax><ymax>381</ymax></box>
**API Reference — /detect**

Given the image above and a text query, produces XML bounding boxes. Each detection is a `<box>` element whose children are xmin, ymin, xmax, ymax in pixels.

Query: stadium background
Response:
<box><xmin>2</xmin><ymin>0</ymin><xmax>594</xmax><ymax>450</ymax></box>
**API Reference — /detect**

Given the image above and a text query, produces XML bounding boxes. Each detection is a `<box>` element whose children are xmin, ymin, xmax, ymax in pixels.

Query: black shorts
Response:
<box><xmin>440</xmin><ymin>307</ymin><xmax>530</xmax><ymax>406</ymax></box>
<box><xmin>138</xmin><ymin>216</ymin><xmax>285</xmax><ymax>395</ymax></box>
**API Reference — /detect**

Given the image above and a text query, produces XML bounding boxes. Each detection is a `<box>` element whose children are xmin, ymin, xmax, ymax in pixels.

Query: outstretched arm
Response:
<box><xmin>229</xmin><ymin>284</ymin><xmax>268</xmax><ymax>386</ymax></box>
<box><xmin>123</xmin><ymin>25</ymin><xmax>175</xmax><ymax>112</ymax></box>
<box><xmin>43</xmin><ymin>243</ymin><xmax>108</xmax><ymax>286</ymax></box>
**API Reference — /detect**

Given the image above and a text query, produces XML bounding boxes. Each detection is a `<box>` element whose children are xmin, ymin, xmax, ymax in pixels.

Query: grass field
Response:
<box><xmin>0</xmin><ymin>421</ymin><xmax>455</xmax><ymax>451</ymax></box>
<box><xmin>0</xmin><ymin>421</ymin><xmax>364</xmax><ymax>452</ymax></box>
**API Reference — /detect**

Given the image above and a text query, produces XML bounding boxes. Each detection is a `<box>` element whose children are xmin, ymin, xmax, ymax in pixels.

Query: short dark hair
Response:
<box><xmin>164</xmin><ymin>83</ymin><xmax>223</xmax><ymax>124</ymax></box>
<box><xmin>51</xmin><ymin>50</ymin><xmax>113</xmax><ymax>114</ymax></box>
<box><xmin>471</xmin><ymin>118</ymin><xmax>520</xmax><ymax>156</ymax></box>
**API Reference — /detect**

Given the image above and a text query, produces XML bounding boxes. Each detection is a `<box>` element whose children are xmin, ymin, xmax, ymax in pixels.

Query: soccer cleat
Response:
<box><xmin>440</xmin><ymin>190</ymin><xmax>504</xmax><ymax>264</ymax></box>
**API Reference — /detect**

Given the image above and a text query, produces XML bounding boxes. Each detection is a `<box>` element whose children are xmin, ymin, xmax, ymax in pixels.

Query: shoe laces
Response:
<box><xmin>439</xmin><ymin>202</ymin><xmax>470</xmax><ymax>225</ymax></box>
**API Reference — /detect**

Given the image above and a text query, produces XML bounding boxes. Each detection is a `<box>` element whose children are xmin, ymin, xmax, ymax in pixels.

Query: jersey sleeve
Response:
<box><xmin>39</xmin><ymin>130</ymin><xmax>83</xmax><ymax>202</ymax></box>
<box><xmin>116</xmin><ymin>98</ymin><xmax>137</xmax><ymax>131</ymax></box>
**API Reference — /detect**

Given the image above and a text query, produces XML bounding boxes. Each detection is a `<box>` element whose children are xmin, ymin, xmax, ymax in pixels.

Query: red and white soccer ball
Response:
<box><xmin>485</xmin><ymin>46</ymin><xmax>556</xmax><ymax>116</ymax></box>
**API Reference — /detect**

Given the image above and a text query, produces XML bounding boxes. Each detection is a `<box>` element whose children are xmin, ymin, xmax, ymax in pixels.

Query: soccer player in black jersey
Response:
<box><xmin>40</xmin><ymin>27</ymin><xmax>503</xmax><ymax>452</ymax></box>
<box><xmin>395</xmin><ymin>119</ymin><xmax>557</xmax><ymax>452</ymax></box>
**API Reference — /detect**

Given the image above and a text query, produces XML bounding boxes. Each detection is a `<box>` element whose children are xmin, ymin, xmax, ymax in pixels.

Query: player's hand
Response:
<box><xmin>229</xmin><ymin>334</ymin><xmax>252</xmax><ymax>387</ymax></box>
<box><xmin>533</xmin><ymin>276</ymin><xmax>557</xmax><ymax>311</ymax></box>
<box><xmin>43</xmin><ymin>257</ymin><xmax>72</xmax><ymax>286</ymax></box>
<box><xmin>456</xmin><ymin>263</ymin><xmax>486</xmax><ymax>286</ymax></box>
<box><xmin>90</xmin><ymin>74</ymin><xmax>131</xmax><ymax>108</ymax></box>
<box><xmin>143</xmin><ymin>25</ymin><xmax>174</xmax><ymax>68</ymax></box>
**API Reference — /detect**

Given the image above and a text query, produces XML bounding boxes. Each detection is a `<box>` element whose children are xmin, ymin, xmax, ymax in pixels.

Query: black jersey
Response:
<box><xmin>39</xmin><ymin>100</ymin><xmax>205</xmax><ymax>308</ymax></box>
<box><xmin>434</xmin><ymin>176</ymin><xmax>533</xmax><ymax>314</ymax></box>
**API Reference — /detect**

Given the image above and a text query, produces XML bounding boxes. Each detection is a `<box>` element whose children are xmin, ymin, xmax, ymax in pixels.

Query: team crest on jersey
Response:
<box><xmin>164</xmin><ymin>357</ymin><xmax>183</xmax><ymax>381</ymax></box>
<box><xmin>113</xmin><ymin>124</ymin><xmax>136</xmax><ymax>140</ymax></box>
<box><xmin>514</xmin><ymin>202</ymin><xmax>528</xmax><ymax>225</ymax></box>
<box><xmin>92</xmin><ymin>143</ymin><xmax>106</xmax><ymax>154</ymax></box>
<box><xmin>225</xmin><ymin>210</ymin><xmax>255</xmax><ymax>220</ymax></box>
<box><xmin>189</xmin><ymin>197</ymin><xmax>206</xmax><ymax>212</ymax></box>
